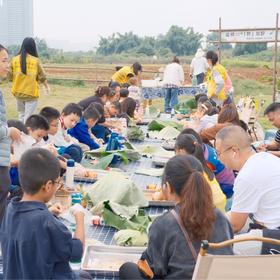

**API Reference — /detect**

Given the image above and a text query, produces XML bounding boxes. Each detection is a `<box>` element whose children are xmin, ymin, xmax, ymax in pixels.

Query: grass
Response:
<box><xmin>1</xmin><ymin>76</ymin><xmax>275</xmax><ymax>130</ymax></box>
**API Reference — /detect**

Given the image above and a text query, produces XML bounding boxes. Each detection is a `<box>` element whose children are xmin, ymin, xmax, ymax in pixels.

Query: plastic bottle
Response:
<box><xmin>171</xmin><ymin>108</ymin><xmax>175</xmax><ymax>118</ymax></box>
<box><xmin>120</xmin><ymin>118</ymin><xmax>127</xmax><ymax>137</ymax></box>
<box><xmin>66</xmin><ymin>159</ymin><xmax>75</xmax><ymax>190</ymax></box>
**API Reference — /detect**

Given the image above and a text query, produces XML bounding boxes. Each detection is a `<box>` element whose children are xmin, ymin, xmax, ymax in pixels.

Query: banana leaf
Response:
<box><xmin>148</xmin><ymin>126</ymin><xmax>180</xmax><ymax>140</ymax></box>
<box><xmin>127</xmin><ymin>126</ymin><xmax>145</xmax><ymax>141</ymax></box>
<box><xmin>81</xmin><ymin>154</ymin><xmax>115</xmax><ymax>170</ymax></box>
<box><xmin>148</xmin><ymin>119</ymin><xmax>183</xmax><ymax>131</ymax></box>
<box><xmin>144</xmin><ymin>106</ymin><xmax>161</xmax><ymax>119</ymax></box>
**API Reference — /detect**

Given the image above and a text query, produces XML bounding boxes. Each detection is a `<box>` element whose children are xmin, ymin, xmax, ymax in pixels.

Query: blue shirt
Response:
<box><xmin>0</xmin><ymin>197</ymin><xmax>83</xmax><ymax>279</ymax></box>
<box><xmin>68</xmin><ymin>118</ymin><xmax>99</xmax><ymax>150</ymax></box>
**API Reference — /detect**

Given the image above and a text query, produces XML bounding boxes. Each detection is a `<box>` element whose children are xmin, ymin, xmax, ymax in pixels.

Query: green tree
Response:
<box><xmin>233</xmin><ymin>43</ymin><xmax>267</xmax><ymax>56</ymax></box>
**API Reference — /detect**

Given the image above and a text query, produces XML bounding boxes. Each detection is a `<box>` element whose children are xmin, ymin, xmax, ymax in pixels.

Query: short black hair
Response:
<box><xmin>110</xmin><ymin>101</ymin><xmax>121</xmax><ymax>112</ymax></box>
<box><xmin>264</xmin><ymin>102</ymin><xmax>280</xmax><ymax>115</ymax></box>
<box><xmin>62</xmin><ymin>103</ymin><xmax>82</xmax><ymax>117</ymax></box>
<box><xmin>109</xmin><ymin>81</ymin><xmax>121</xmax><ymax>89</ymax></box>
<box><xmin>83</xmin><ymin>104</ymin><xmax>101</xmax><ymax>120</ymax></box>
<box><xmin>25</xmin><ymin>114</ymin><xmax>49</xmax><ymax>131</ymax></box>
<box><xmin>206</xmin><ymin>51</ymin><xmax>219</xmax><ymax>66</ymax></box>
<box><xmin>39</xmin><ymin>107</ymin><xmax>60</xmax><ymax>123</ymax></box>
<box><xmin>132</xmin><ymin>62</ymin><xmax>142</xmax><ymax>75</ymax></box>
<box><xmin>122</xmin><ymin>83</ymin><xmax>130</xmax><ymax>89</ymax></box>
<box><xmin>19</xmin><ymin>148</ymin><xmax>60</xmax><ymax>195</ymax></box>
<box><xmin>91</xmin><ymin>102</ymin><xmax>104</xmax><ymax>115</ymax></box>
<box><xmin>120</xmin><ymin>88</ymin><xmax>129</xmax><ymax>98</ymax></box>
<box><xmin>7</xmin><ymin>119</ymin><xmax>28</xmax><ymax>134</ymax></box>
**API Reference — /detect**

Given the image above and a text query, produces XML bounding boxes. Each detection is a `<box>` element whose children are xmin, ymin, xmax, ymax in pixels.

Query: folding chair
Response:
<box><xmin>192</xmin><ymin>236</ymin><xmax>280</xmax><ymax>280</ymax></box>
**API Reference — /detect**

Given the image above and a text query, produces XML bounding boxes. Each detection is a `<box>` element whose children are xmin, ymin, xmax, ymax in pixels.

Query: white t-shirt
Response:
<box><xmin>13</xmin><ymin>134</ymin><xmax>36</xmax><ymax>160</ymax></box>
<box><xmin>163</xmin><ymin>63</ymin><xmax>184</xmax><ymax>87</ymax></box>
<box><xmin>232</xmin><ymin>152</ymin><xmax>280</xmax><ymax>229</ymax></box>
<box><xmin>190</xmin><ymin>57</ymin><xmax>208</xmax><ymax>76</ymax></box>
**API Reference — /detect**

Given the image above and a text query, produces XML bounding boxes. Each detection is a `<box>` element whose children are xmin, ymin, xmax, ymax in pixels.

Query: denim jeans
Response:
<box><xmin>196</xmin><ymin>72</ymin><xmax>205</xmax><ymax>85</ymax></box>
<box><xmin>164</xmin><ymin>88</ymin><xmax>179</xmax><ymax>113</ymax></box>
<box><xmin>59</xmin><ymin>144</ymin><xmax>83</xmax><ymax>163</ymax></box>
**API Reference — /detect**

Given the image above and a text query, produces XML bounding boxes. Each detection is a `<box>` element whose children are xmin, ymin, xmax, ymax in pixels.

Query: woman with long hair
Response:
<box><xmin>175</xmin><ymin>134</ymin><xmax>226</xmax><ymax>211</ymax></box>
<box><xmin>119</xmin><ymin>155</ymin><xmax>233</xmax><ymax>280</ymax></box>
<box><xmin>9</xmin><ymin>37</ymin><xmax>49</xmax><ymax>123</ymax></box>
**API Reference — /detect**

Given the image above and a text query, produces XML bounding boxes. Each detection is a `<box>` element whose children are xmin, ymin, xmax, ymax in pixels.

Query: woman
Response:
<box><xmin>199</xmin><ymin>103</ymin><xmax>242</xmax><ymax>144</ymax></box>
<box><xmin>9</xmin><ymin>37</ymin><xmax>49</xmax><ymax>123</ymax></box>
<box><xmin>180</xmin><ymin>128</ymin><xmax>235</xmax><ymax>199</ymax></box>
<box><xmin>175</xmin><ymin>134</ymin><xmax>226</xmax><ymax>212</ymax></box>
<box><xmin>206</xmin><ymin>50</ymin><xmax>233</xmax><ymax>106</ymax></box>
<box><xmin>111</xmin><ymin>62</ymin><xmax>142</xmax><ymax>86</ymax></box>
<box><xmin>119</xmin><ymin>155</ymin><xmax>233</xmax><ymax>279</ymax></box>
<box><xmin>190</xmin><ymin>48</ymin><xmax>209</xmax><ymax>85</ymax></box>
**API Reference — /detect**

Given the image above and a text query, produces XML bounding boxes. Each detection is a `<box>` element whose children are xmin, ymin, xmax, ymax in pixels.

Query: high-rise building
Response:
<box><xmin>0</xmin><ymin>0</ymin><xmax>33</xmax><ymax>46</ymax></box>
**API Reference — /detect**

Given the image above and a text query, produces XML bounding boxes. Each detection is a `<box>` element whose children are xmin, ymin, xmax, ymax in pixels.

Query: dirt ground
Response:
<box><xmin>44</xmin><ymin>64</ymin><xmax>273</xmax><ymax>84</ymax></box>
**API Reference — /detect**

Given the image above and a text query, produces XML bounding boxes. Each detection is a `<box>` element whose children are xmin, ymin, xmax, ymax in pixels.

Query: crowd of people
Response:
<box><xmin>1</xmin><ymin>38</ymin><xmax>280</xmax><ymax>279</ymax></box>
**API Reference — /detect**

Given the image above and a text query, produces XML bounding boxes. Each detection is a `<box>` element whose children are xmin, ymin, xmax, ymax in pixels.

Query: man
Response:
<box><xmin>215</xmin><ymin>125</ymin><xmax>280</xmax><ymax>255</ymax></box>
<box><xmin>262</xmin><ymin>102</ymin><xmax>280</xmax><ymax>157</ymax></box>
<box><xmin>163</xmin><ymin>56</ymin><xmax>184</xmax><ymax>113</ymax></box>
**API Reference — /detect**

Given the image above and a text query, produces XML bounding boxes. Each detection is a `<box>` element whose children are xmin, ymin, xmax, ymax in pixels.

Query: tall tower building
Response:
<box><xmin>0</xmin><ymin>0</ymin><xmax>33</xmax><ymax>46</ymax></box>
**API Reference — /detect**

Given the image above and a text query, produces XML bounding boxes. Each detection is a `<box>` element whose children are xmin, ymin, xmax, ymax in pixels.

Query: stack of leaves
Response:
<box><xmin>148</xmin><ymin>119</ymin><xmax>183</xmax><ymax>131</ymax></box>
<box><xmin>127</xmin><ymin>121</ymin><xmax>145</xmax><ymax>141</ymax></box>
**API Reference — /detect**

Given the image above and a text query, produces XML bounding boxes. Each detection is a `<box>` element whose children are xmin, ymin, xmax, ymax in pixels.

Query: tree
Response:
<box><xmin>206</xmin><ymin>32</ymin><xmax>232</xmax><ymax>50</ymax></box>
<box><xmin>233</xmin><ymin>43</ymin><xmax>267</xmax><ymax>56</ymax></box>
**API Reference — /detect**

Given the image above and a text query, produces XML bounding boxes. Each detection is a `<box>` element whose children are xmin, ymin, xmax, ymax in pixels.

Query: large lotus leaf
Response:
<box><xmin>148</xmin><ymin>126</ymin><xmax>180</xmax><ymax>140</ymax></box>
<box><xmin>148</xmin><ymin>119</ymin><xmax>183</xmax><ymax>131</ymax></box>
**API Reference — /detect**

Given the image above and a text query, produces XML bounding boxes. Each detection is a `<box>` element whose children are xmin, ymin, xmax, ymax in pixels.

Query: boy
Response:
<box><xmin>0</xmin><ymin>148</ymin><xmax>86</xmax><ymax>279</ymax></box>
<box><xmin>127</xmin><ymin>77</ymin><xmax>140</xmax><ymax>101</ymax></box>
<box><xmin>12</xmin><ymin>114</ymin><xmax>49</xmax><ymax>161</ymax></box>
<box><xmin>68</xmin><ymin>104</ymin><xmax>101</xmax><ymax>150</ymax></box>
<box><xmin>54</xmin><ymin>103</ymin><xmax>84</xmax><ymax>162</ymax></box>
<box><xmin>104</xmin><ymin>101</ymin><xmax>121</xmax><ymax>118</ymax></box>
<box><xmin>0</xmin><ymin>44</ymin><xmax>21</xmax><ymax>222</ymax></box>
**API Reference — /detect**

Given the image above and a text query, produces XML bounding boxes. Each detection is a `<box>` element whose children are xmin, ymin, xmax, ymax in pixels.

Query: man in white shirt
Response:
<box><xmin>190</xmin><ymin>48</ymin><xmax>209</xmax><ymax>85</ymax></box>
<box><xmin>215</xmin><ymin>125</ymin><xmax>280</xmax><ymax>255</ymax></box>
<box><xmin>163</xmin><ymin>57</ymin><xmax>184</xmax><ymax>113</ymax></box>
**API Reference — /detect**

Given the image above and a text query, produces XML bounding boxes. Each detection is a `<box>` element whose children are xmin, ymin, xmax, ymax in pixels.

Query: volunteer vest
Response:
<box><xmin>11</xmin><ymin>54</ymin><xmax>40</xmax><ymax>99</ymax></box>
<box><xmin>111</xmin><ymin>66</ymin><xmax>134</xmax><ymax>84</ymax></box>
<box><xmin>206</xmin><ymin>64</ymin><xmax>227</xmax><ymax>101</ymax></box>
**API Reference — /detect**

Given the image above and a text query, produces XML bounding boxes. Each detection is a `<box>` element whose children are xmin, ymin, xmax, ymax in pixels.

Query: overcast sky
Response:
<box><xmin>34</xmin><ymin>0</ymin><xmax>280</xmax><ymax>51</ymax></box>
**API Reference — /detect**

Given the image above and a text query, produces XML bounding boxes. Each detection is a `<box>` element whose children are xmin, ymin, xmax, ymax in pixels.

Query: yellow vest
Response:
<box><xmin>206</xmin><ymin>64</ymin><xmax>227</xmax><ymax>101</ymax></box>
<box><xmin>111</xmin><ymin>66</ymin><xmax>134</xmax><ymax>84</ymax></box>
<box><xmin>204</xmin><ymin>173</ymin><xmax>226</xmax><ymax>212</ymax></box>
<box><xmin>11</xmin><ymin>54</ymin><xmax>40</xmax><ymax>99</ymax></box>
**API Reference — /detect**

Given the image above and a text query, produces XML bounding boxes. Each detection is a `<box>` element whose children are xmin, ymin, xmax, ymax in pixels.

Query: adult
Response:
<box><xmin>261</xmin><ymin>102</ymin><xmax>280</xmax><ymax>157</ymax></box>
<box><xmin>9</xmin><ymin>37</ymin><xmax>49</xmax><ymax>123</ymax></box>
<box><xmin>163</xmin><ymin>56</ymin><xmax>184</xmax><ymax>113</ymax></box>
<box><xmin>119</xmin><ymin>155</ymin><xmax>233</xmax><ymax>279</ymax></box>
<box><xmin>190</xmin><ymin>48</ymin><xmax>209</xmax><ymax>85</ymax></box>
<box><xmin>215</xmin><ymin>125</ymin><xmax>280</xmax><ymax>255</ymax></box>
<box><xmin>0</xmin><ymin>44</ymin><xmax>21</xmax><ymax>222</ymax></box>
<box><xmin>78</xmin><ymin>86</ymin><xmax>111</xmax><ymax>110</ymax></box>
<box><xmin>199</xmin><ymin>103</ymin><xmax>242</xmax><ymax>144</ymax></box>
<box><xmin>111</xmin><ymin>62</ymin><xmax>142</xmax><ymax>86</ymax></box>
<box><xmin>205</xmin><ymin>51</ymin><xmax>233</xmax><ymax>106</ymax></box>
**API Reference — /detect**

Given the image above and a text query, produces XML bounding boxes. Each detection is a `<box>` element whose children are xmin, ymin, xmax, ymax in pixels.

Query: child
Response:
<box><xmin>128</xmin><ymin>77</ymin><xmax>140</xmax><ymax>101</ymax></box>
<box><xmin>120</xmin><ymin>88</ymin><xmax>138</xmax><ymax>119</ymax></box>
<box><xmin>175</xmin><ymin>133</ymin><xmax>226</xmax><ymax>212</ymax></box>
<box><xmin>54</xmin><ymin>103</ymin><xmax>83</xmax><ymax>163</ymax></box>
<box><xmin>104</xmin><ymin>101</ymin><xmax>121</xmax><ymax>118</ymax></box>
<box><xmin>68</xmin><ymin>104</ymin><xmax>101</xmax><ymax>150</ymax></box>
<box><xmin>0</xmin><ymin>148</ymin><xmax>87</xmax><ymax>279</ymax></box>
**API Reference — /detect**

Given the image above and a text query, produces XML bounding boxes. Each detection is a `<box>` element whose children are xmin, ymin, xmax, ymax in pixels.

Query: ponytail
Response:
<box><xmin>180</xmin><ymin>171</ymin><xmax>215</xmax><ymax>241</ymax></box>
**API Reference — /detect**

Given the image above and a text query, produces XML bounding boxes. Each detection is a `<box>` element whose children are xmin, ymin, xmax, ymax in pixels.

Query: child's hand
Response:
<box><xmin>96</xmin><ymin>138</ymin><xmax>104</xmax><ymax>145</ymax></box>
<box><xmin>70</xmin><ymin>203</ymin><xmax>85</xmax><ymax>218</ymax></box>
<box><xmin>64</xmin><ymin>135</ymin><xmax>71</xmax><ymax>142</ymax></box>
<box><xmin>49</xmin><ymin>203</ymin><xmax>63</xmax><ymax>216</ymax></box>
<box><xmin>8</xmin><ymin>127</ymin><xmax>22</xmax><ymax>143</ymax></box>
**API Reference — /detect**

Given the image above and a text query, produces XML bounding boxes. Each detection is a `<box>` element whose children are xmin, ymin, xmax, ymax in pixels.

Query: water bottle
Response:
<box><xmin>171</xmin><ymin>108</ymin><xmax>175</xmax><ymax>118</ymax></box>
<box><xmin>66</xmin><ymin>159</ymin><xmax>75</xmax><ymax>190</ymax></box>
<box><xmin>120</xmin><ymin>118</ymin><xmax>127</xmax><ymax>137</ymax></box>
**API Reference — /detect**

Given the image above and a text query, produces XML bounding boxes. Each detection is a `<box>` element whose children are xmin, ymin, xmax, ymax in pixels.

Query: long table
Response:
<box><xmin>141</xmin><ymin>86</ymin><xmax>207</xmax><ymax>100</ymax></box>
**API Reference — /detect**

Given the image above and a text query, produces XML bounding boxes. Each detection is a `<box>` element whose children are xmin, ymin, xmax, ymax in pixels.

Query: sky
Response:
<box><xmin>34</xmin><ymin>0</ymin><xmax>280</xmax><ymax>51</ymax></box>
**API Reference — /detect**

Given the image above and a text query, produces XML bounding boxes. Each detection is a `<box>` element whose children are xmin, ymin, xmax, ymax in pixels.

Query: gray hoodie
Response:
<box><xmin>0</xmin><ymin>89</ymin><xmax>10</xmax><ymax>167</ymax></box>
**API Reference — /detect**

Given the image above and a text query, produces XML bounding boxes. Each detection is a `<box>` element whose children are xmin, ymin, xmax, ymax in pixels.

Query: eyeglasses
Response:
<box><xmin>216</xmin><ymin>146</ymin><xmax>233</xmax><ymax>157</ymax></box>
<box><xmin>52</xmin><ymin>179</ymin><xmax>64</xmax><ymax>189</ymax></box>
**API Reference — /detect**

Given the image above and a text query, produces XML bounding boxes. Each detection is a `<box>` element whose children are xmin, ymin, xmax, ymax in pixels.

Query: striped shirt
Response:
<box><xmin>275</xmin><ymin>130</ymin><xmax>280</xmax><ymax>143</ymax></box>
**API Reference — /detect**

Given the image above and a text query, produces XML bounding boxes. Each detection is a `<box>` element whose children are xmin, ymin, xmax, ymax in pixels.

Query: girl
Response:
<box><xmin>175</xmin><ymin>134</ymin><xmax>226</xmax><ymax>212</ymax></box>
<box><xmin>119</xmin><ymin>155</ymin><xmax>233</xmax><ymax>279</ymax></box>
<box><xmin>9</xmin><ymin>37</ymin><xmax>49</xmax><ymax>122</ymax></box>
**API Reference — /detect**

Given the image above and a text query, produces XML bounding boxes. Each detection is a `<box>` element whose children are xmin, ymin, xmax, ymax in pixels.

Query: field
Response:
<box><xmin>1</xmin><ymin>63</ymin><xmax>277</xmax><ymax>129</ymax></box>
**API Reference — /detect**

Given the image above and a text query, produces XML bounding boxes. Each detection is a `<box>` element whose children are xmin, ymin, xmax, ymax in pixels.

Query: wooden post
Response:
<box><xmin>273</xmin><ymin>13</ymin><xmax>279</xmax><ymax>102</ymax></box>
<box><xmin>218</xmin><ymin>17</ymin><xmax>222</xmax><ymax>63</ymax></box>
